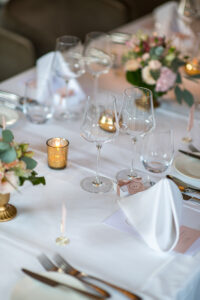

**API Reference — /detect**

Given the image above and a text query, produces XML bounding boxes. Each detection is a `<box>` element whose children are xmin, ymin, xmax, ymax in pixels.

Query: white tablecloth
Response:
<box><xmin>1</xmin><ymin>15</ymin><xmax>200</xmax><ymax>300</ymax></box>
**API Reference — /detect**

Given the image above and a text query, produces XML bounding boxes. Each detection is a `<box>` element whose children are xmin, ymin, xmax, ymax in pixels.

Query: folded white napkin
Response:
<box><xmin>36</xmin><ymin>51</ymin><xmax>85</xmax><ymax>107</ymax></box>
<box><xmin>118</xmin><ymin>178</ymin><xmax>183</xmax><ymax>252</ymax></box>
<box><xmin>154</xmin><ymin>1</ymin><xmax>195</xmax><ymax>54</ymax></box>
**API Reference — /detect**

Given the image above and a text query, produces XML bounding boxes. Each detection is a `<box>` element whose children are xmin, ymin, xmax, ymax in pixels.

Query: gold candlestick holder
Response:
<box><xmin>46</xmin><ymin>138</ymin><xmax>69</xmax><ymax>169</ymax></box>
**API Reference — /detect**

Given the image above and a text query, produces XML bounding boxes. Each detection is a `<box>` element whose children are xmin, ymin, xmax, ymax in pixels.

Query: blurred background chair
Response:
<box><xmin>0</xmin><ymin>0</ymin><xmax>169</xmax><ymax>81</ymax></box>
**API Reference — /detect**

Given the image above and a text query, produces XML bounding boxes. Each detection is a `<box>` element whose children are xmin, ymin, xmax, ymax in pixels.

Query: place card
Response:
<box><xmin>116</xmin><ymin>178</ymin><xmax>147</xmax><ymax>197</ymax></box>
<box><xmin>174</xmin><ymin>226</ymin><xmax>200</xmax><ymax>254</ymax></box>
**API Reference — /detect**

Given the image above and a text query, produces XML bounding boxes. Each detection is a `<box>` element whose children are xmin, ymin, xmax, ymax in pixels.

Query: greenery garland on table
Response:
<box><xmin>123</xmin><ymin>32</ymin><xmax>200</xmax><ymax>107</ymax></box>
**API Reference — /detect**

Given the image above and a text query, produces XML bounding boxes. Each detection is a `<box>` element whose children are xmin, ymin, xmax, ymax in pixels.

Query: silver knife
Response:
<box><xmin>182</xmin><ymin>193</ymin><xmax>200</xmax><ymax>204</ymax></box>
<box><xmin>178</xmin><ymin>149</ymin><xmax>200</xmax><ymax>160</ymax></box>
<box><xmin>21</xmin><ymin>268</ymin><xmax>103</xmax><ymax>299</ymax></box>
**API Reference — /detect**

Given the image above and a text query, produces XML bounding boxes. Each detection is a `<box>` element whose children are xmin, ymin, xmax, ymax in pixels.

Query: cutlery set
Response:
<box><xmin>166</xmin><ymin>175</ymin><xmax>200</xmax><ymax>204</ymax></box>
<box><xmin>22</xmin><ymin>253</ymin><xmax>141</xmax><ymax>300</ymax></box>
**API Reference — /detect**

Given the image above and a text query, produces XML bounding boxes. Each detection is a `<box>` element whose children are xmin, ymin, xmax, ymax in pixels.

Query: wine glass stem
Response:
<box><xmin>93</xmin><ymin>74</ymin><xmax>99</xmax><ymax>99</ymax></box>
<box><xmin>130</xmin><ymin>137</ymin><xmax>137</xmax><ymax>176</ymax></box>
<box><xmin>95</xmin><ymin>144</ymin><xmax>102</xmax><ymax>185</ymax></box>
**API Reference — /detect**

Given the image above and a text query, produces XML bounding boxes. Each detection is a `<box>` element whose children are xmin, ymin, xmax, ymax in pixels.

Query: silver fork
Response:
<box><xmin>54</xmin><ymin>254</ymin><xmax>142</xmax><ymax>300</ymax></box>
<box><xmin>38</xmin><ymin>253</ymin><xmax>110</xmax><ymax>299</ymax></box>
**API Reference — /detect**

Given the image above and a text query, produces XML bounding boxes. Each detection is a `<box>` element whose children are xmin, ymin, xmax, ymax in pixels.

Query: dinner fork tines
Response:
<box><xmin>54</xmin><ymin>254</ymin><xmax>142</xmax><ymax>300</ymax></box>
<box><xmin>38</xmin><ymin>254</ymin><xmax>110</xmax><ymax>299</ymax></box>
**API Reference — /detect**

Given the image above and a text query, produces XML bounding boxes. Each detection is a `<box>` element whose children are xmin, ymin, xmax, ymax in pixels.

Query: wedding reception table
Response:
<box><xmin>1</xmin><ymin>12</ymin><xmax>200</xmax><ymax>300</ymax></box>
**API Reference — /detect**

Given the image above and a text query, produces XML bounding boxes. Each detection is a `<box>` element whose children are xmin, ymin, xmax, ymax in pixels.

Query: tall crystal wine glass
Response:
<box><xmin>51</xmin><ymin>35</ymin><xmax>85</xmax><ymax>120</ymax></box>
<box><xmin>84</xmin><ymin>32</ymin><xmax>113</xmax><ymax>97</ymax></box>
<box><xmin>116</xmin><ymin>87</ymin><xmax>155</xmax><ymax>181</ymax></box>
<box><xmin>80</xmin><ymin>93</ymin><xmax>119</xmax><ymax>193</ymax></box>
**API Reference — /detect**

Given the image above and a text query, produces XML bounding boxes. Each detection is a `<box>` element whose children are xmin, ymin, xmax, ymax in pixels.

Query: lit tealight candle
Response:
<box><xmin>185</xmin><ymin>58</ymin><xmax>200</xmax><ymax>76</ymax></box>
<box><xmin>46</xmin><ymin>138</ymin><xmax>69</xmax><ymax>169</ymax></box>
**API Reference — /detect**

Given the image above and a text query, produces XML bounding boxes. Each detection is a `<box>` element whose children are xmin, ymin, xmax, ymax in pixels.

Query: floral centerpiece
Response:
<box><xmin>123</xmin><ymin>32</ymin><xmax>198</xmax><ymax>107</ymax></box>
<box><xmin>0</xmin><ymin>127</ymin><xmax>45</xmax><ymax>221</ymax></box>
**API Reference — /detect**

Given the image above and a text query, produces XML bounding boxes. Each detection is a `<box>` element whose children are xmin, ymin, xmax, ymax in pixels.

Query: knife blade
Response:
<box><xmin>166</xmin><ymin>175</ymin><xmax>200</xmax><ymax>194</ymax></box>
<box><xmin>182</xmin><ymin>193</ymin><xmax>200</xmax><ymax>204</ymax></box>
<box><xmin>178</xmin><ymin>149</ymin><xmax>200</xmax><ymax>160</ymax></box>
<box><xmin>21</xmin><ymin>268</ymin><xmax>103</xmax><ymax>299</ymax></box>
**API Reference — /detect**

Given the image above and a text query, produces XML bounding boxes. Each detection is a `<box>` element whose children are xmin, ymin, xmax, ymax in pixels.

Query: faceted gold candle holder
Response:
<box><xmin>46</xmin><ymin>138</ymin><xmax>69</xmax><ymax>169</ymax></box>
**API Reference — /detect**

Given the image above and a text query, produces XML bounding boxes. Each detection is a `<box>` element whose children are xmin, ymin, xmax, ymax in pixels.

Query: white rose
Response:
<box><xmin>142</xmin><ymin>53</ymin><xmax>150</xmax><ymax>61</ymax></box>
<box><xmin>148</xmin><ymin>60</ymin><xmax>162</xmax><ymax>70</ymax></box>
<box><xmin>142</xmin><ymin>66</ymin><xmax>156</xmax><ymax>85</ymax></box>
<box><xmin>125</xmin><ymin>59</ymin><xmax>140</xmax><ymax>71</ymax></box>
<box><xmin>0</xmin><ymin>171</ymin><xmax>18</xmax><ymax>194</ymax></box>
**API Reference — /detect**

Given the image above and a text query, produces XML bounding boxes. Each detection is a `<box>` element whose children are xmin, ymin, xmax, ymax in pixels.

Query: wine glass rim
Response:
<box><xmin>124</xmin><ymin>86</ymin><xmax>153</xmax><ymax>97</ymax></box>
<box><xmin>56</xmin><ymin>35</ymin><xmax>81</xmax><ymax>45</ymax></box>
<box><xmin>85</xmin><ymin>31</ymin><xmax>109</xmax><ymax>37</ymax></box>
<box><xmin>46</xmin><ymin>138</ymin><xmax>69</xmax><ymax>148</ymax></box>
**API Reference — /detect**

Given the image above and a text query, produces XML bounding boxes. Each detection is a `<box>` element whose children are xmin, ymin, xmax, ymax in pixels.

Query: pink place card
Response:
<box><xmin>174</xmin><ymin>226</ymin><xmax>200</xmax><ymax>254</ymax></box>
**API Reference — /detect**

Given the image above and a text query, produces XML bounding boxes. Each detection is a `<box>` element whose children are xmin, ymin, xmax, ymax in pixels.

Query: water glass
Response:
<box><xmin>24</xmin><ymin>79</ymin><xmax>53</xmax><ymax>124</ymax></box>
<box><xmin>141</xmin><ymin>129</ymin><xmax>174</xmax><ymax>174</ymax></box>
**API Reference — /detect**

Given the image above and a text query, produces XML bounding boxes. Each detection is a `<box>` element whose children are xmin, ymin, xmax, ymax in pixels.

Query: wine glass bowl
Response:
<box><xmin>80</xmin><ymin>93</ymin><xmax>119</xmax><ymax>193</ymax></box>
<box><xmin>141</xmin><ymin>129</ymin><xmax>174</xmax><ymax>174</ymax></box>
<box><xmin>84</xmin><ymin>32</ymin><xmax>113</xmax><ymax>96</ymax></box>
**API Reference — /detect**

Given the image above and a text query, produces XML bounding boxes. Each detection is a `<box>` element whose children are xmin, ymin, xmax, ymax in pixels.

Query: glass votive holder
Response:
<box><xmin>46</xmin><ymin>138</ymin><xmax>69</xmax><ymax>169</ymax></box>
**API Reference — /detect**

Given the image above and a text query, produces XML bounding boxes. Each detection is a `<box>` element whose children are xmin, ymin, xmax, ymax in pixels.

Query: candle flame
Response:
<box><xmin>55</xmin><ymin>139</ymin><xmax>61</xmax><ymax>147</ymax></box>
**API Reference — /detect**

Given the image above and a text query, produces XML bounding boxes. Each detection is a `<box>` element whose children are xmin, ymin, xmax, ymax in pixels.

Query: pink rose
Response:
<box><xmin>156</xmin><ymin>67</ymin><xmax>177</xmax><ymax>92</ymax></box>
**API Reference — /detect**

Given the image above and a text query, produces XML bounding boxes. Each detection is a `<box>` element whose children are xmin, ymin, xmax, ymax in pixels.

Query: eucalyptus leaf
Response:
<box><xmin>21</xmin><ymin>156</ymin><xmax>37</xmax><ymax>170</ymax></box>
<box><xmin>182</xmin><ymin>89</ymin><xmax>194</xmax><ymax>107</ymax></box>
<box><xmin>2</xmin><ymin>129</ymin><xmax>14</xmax><ymax>143</ymax></box>
<box><xmin>0</xmin><ymin>141</ymin><xmax>10</xmax><ymax>152</ymax></box>
<box><xmin>0</xmin><ymin>147</ymin><xmax>17</xmax><ymax>163</ymax></box>
<box><xmin>174</xmin><ymin>86</ymin><xmax>182</xmax><ymax>104</ymax></box>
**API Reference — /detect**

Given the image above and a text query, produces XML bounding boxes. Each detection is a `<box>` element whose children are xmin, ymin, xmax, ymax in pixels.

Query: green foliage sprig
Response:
<box><xmin>0</xmin><ymin>128</ymin><xmax>46</xmax><ymax>189</ymax></box>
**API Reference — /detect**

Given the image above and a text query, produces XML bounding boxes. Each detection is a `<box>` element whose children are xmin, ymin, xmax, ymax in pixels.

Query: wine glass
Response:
<box><xmin>116</xmin><ymin>87</ymin><xmax>155</xmax><ymax>181</ymax></box>
<box><xmin>51</xmin><ymin>35</ymin><xmax>85</xmax><ymax>120</ymax></box>
<box><xmin>84</xmin><ymin>32</ymin><xmax>113</xmax><ymax>97</ymax></box>
<box><xmin>140</xmin><ymin>129</ymin><xmax>174</xmax><ymax>174</ymax></box>
<box><xmin>80</xmin><ymin>92</ymin><xmax>119</xmax><ymax>193</ymax></box>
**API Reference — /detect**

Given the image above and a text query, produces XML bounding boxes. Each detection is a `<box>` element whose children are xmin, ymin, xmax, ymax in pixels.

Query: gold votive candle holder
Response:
<box><xmin>46</xmin><ymin>138</ymin><xmax>69</xmax><ymax>169</ymax></box>
<box><xmin>185</xmin><ymin>58</ymin><xmax>200</xmax><ymax>76</ymax></box>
